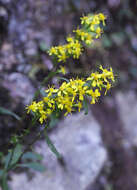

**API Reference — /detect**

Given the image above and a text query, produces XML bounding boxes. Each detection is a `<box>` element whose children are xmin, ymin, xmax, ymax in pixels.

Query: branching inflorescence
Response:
<box><xmin>26</xmin><ymin>13</ymin><xmax>115</xmax><ymax>124</ymax></box>
<box><xmin>48</xmin><ymin>13</ymin><xmax>106</xmax><ymax>62</ymax></box>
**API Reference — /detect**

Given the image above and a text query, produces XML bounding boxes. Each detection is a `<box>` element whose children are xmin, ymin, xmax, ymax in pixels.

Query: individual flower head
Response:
<box><xmin>59</xmin><ymin>66</ymin><xmax>67</xmax><ymax>75</ymax></box>
<box><xmin>98</xmin><ymin>13</ymin><xmax>106</xmax><ymax>26</ymax></box>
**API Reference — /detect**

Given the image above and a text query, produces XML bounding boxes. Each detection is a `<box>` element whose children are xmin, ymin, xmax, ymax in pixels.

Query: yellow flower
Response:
<box><xmin>80</xmin><ymin>16</ymin><xmax>89</xmax><ymax>25</ymax></box>
<box><xmin>59</xmin><ymin>66</ymin><xmax>67</xmax><ymax>75</ymax></box>
<box><xmin>86</xmin><ymin>89</ymin><xmax>100</xmax><ymax>104</ymax></box>
<box><xmin>99</xmin><ymin>65</ymin><xmax>115</xmax><ymax>82</ymax></box>
<box><xmin>26</xmin><ymin>101</ymin><xmax>38</xmax><ymax>113</ymax></box>
<box><xmin>48</xmin><ymin>47</ymin><xmax>58</xmax><ymax>56</ymax></box>
<box><xmin>78</xmin><ymin>101</ymin><xmax>82</xmax><ymax>112</ymax></box>
<box><xmin>48</xmin><ymin>13</ymin><xmax>106</xmax><ymax>63</ymax></box>
<box><xmin>91</xmin><ymin>15</ymin><xmax>100</xmax><ymax>25</ymax></box>
<box><xmin>45</xmin><ymin>87</ymin><xmax>58</xmax><ymax>97</ymax></box>
<box><xmin>39</xmin><ymin>110</ymin><xmax>47</xmax><ymax>124</ymax></box>
<box><xmin>85</xmin><ymin>34</ymin><xmax>93</xmax><ymax>45</ymax></box>
<box><xmin>58</xmin><ymin>54</ymin><xmax>67</xmax><ymax>62</ymax></box>
<box><xmin>66</xmin><ymin>36</ymin><xmax>74</xmax><ymax>42</ymax></box>
<box><xmin>95</xmin><ymin>27</ymin><xmax>102</xmax><ymax>38</ymax></box>
<box><xmin>105</xmin><ymin>83</ymin><xmax>112</xmax><ymax>95</ymax></box>
<box><xmin>64</xmin><ymin>101</ymin><xmax>73</xmax><ymax>115</ymax></box>
<box><xmin>99</xmin><ymin>13</ymin><xmax>106</xmax><ymax>26</ymax></box>
<box><xmin>74</xmin><ymin>29</ymin><xmax>93</xmax><ymax>45</ymax></box>
<box><xmin>90</xmin><ymin>24</ymin><xmax>95</xmax><ymax>32</ymax></box>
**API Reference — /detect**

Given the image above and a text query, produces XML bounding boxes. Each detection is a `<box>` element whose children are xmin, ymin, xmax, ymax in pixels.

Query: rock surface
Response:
<box><xmin>10</xmin><ymin>110</ymin><xmax>107</xmax><ymax>190</ymax></box>
<box><xmin>116</xmin><ymin>91</ymin><xmax>137</xmax><ymax>146</ymax></box>
<box><xmin>3</xmin><ymin>72</ymin><xmax>35</xmax><ymax>105</ymax></box>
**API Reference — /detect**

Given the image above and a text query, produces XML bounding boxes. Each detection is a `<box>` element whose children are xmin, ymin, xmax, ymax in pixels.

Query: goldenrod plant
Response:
<box><xmin>0</xmin><ymin>13</ymin><xmax>114</xmax><ymax>190</ymax></box>
<box><xmin>27</xmin><ymin>13</ymin><xmax>114</xmax><ymax>125</ymax></box>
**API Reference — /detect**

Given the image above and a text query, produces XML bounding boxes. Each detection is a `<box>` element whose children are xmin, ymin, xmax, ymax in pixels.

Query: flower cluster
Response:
<box><xmin>73</xmin><ymin>29</ymin><xmax>93</xmax><ymax>45</ymax></box>
<box><xmin>80</xmin><ymin>13</ymin><xmax>106</xmax><ymax>29</ymax></box>
<box><xmin>48</xmin><ymin>13</ymin><xmax>106</xmax><ymax>63</ymax></box>
<box><xmin>49</xmin><ymin>37</ymin><xmax>83</xmax><ymax>62</ymax></box>
<box><xmin>27</xmin><ymin>66</ymin><xmax>114</xmax><ymax>124</ymax></box>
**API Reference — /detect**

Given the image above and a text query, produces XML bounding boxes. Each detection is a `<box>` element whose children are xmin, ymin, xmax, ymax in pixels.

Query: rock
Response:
<box><xmin>3</xmin><ymin>73</ymin><xmax>35</xmax><ymax>105</ymax></box>
<box><xmin>116</xmin><ymin>91</ymin><xmax>137</xmax><ymax>146</ymax></box>
<box><xmin>24</xmin><ymin>41</ymin><xmax>37</xmax><ymax>57</ymax></box>
<box><xmin>10</xmin><ymin>110</ymin><xmax>107</xmax><ymax>190</ymax></box>
<box><xmin>107</xmin><ymin>0</ymin><xmax>121</xmax><ymax>8</ymax></box>
<box><xmin>0</xmin><ymin>43</ymin><xmax>17</xmax><ymax>71</ymax></box>
<box><xmin>0</xmin><ymin>0</ymin><xmax>11</xmax><ymax>3</ymax></box>
<box><xmin>131</xmin><ymin>37</ymin><xmax>137</xmax><ymax>52</ymax></box>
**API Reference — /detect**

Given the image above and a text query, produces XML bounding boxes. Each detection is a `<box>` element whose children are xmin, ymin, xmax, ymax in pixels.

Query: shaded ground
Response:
<box><xmin>92</xmin><ymin>98</ymin><xmax>137</xmax><ymax>190</ymax></box>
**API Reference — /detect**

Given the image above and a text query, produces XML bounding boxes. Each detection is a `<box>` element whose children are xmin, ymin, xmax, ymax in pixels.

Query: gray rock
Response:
<box><xmin>0</xmin><ymin>43</ymin><xmax>17</xmax><ymax>71</ymax></box>
<box><xmin>24</xmin><ymin>41</ymin><xmax>37</xmax><ymax>57</ymax></box>
<box><xmin>107</xmin><ymin>0</ymin><xmax>121</xmax><ymax>8</ymax></box>
<box><xmin>3</xmin><ymin>73</ymin><xmax>35</xmax><ymax>105</ymax></box>
<box><xmin>10</xmin><ymin>110</ymin><xmax>107</xmax><ymax>190</ymax></box>
<box><xmin>116</xmin><ymin>91</ymin><xmax>137</xmax><ymax>146</ymax></box>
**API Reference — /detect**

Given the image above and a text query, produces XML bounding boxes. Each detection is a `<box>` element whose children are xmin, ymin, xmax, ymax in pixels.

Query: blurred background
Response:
<box><xmin>0</xmin><ymin>0</ymin><xmax>137</xmax><ymax>190</ymax></box>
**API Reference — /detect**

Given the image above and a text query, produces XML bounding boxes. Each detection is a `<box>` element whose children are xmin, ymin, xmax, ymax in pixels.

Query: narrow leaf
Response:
<box><xmin>2</xmin><ymin>173</ymin><xmax>11</xmax><ymax>190</ymax></box>
<box><xmin>44</xmin><ymin>131</ymin><xmax>62</xmax><ymax>159</ymax></box>
<box><xmin>83</xmin><ymin>98</ymin><xmax>88</xmax><ymax>115</ymax></box>
<box><xmin>10</xmin><ymin>144</ymin><xmax>22</xmax><ymax>166</ymax></box>
<box><xmin>18</xmin><ymin>162</ymin><xmax>46</xmax><ymax>172</ymax></box>
<box><xmin>41</xmin><ymin>71</ymin><xmax>58</xmax><ymax>86</ymax></box>
<box><xmin>0</xmin><ymin>170</ymin><xmax>4</xmax><ymax>177</ymax></box>
<box><xmin>4</xmin><ymin>151</ymin><xmax>12</xmax><ymax>170</ymax></box>
<box><xmin>22</xmin><ymin>152</ymin><xmax>43</xmax><ymax>161</ymax></box>
<box><xmin>57</xmin><ymin>77</ymin><xmax>69</xmax><ymax>83</ymax></box>
<box><xmin>0</xmin><ymin>107</ymin><xmax>21</xmax><ymax>120</ymax></box>
<box><xmin>49</xmin><ymin>112</ymin><xmax>59</xmax><ymax>129</ymax></box>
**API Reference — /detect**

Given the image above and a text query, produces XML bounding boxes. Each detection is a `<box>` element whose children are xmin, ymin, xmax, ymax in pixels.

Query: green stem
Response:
<box><xmin>1</xmin><ymin>172</ymin><xmax>9</xmax><ymax>190</ymax></box>
<box><xmin>33</xmin><ymin>70</ymin><xmax>58</xmax><ymax>101</ymax></box>
<box><xmin>7</xmin><ymin>129</ymin><xmax>44</xmax><ymax>172</ymax></box>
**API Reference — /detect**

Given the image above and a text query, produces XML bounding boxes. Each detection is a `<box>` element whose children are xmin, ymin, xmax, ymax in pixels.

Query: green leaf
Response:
<box><xmin>4</xmin><ymin>151</ymin><xmax>12</xmax><ymax>170</ymax></box>
<box><xmin>2</xmin><ymin>173</ymin><xmax>11</xmax><ymax>190</ymax></box>
<box><xmin>40</xmin><ymin>88</ymin><xmax>47</xmax><ymax>96</ymax></box>
<box><xmin>0</xmin><ymin>151</ymin><xmax>4</xmax><ymax>158</ymax></box>
<box><xmin>83</xmin><ymin>98</ymin><xmax>88</xmax><ymax>115</ymax></box>
<box><xmin>23</xmin><ymin>129</ymin><xmax>30</xmax><ymax>135</ymax></box>
<box><xmin>49</xmin><ymin>112</ymin><xmax>59</xmax><ymax>129</ymax></box>
<box><xmin>39</xmin><ymin>42</ymin><xmax>49</xmax><ymax>52</ymax></box>
<box><xmin>31</xmin><ymin>113</ymin><xmax>40</xmax><ymax>126</ymax></box>
<box><xmin>10</xmin><ymin>144</ymin><xmax>22</xmax><ymax>166</ymax></box>
<box><xmin>0</xmin><ymin>107</ymin><xmax>21</xmax><ymax>120</ymax></box>
<box><xmin>102</xmin><ymin>35</ymin><xmax>112</xmax><ymax>48</ymax></box>
<box><xmin>18</xmin><ymin>162</ymin><xmax>46</xmax><ymax>172</ymax></box>
<box><xmin>10</xmin><ymin>135</ymin><xmax>19</xmax><ymax>144</ymax></box>
<box><xmin>44</xmin><ymin>131</ymin><xmax>62</xmax><ymax>159</ymax></box>
<box><xmin>22</xmin><ymin>152</ymin><xmax>43</xmax><ymax>161</ymax></box>
<box><xmin>41</xmin><ymin>71</ymin><xmax>58</xmax><ymax>86</ymax></box>
<box><xmin>0</xmin><ymin>170</ymin><xmax>4</xmax><ymax>177</ymax></box>
<box><xmin>57</xmin><ymin>77</ymin><xmax>69</xmax><ymax>83</ymax></box>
